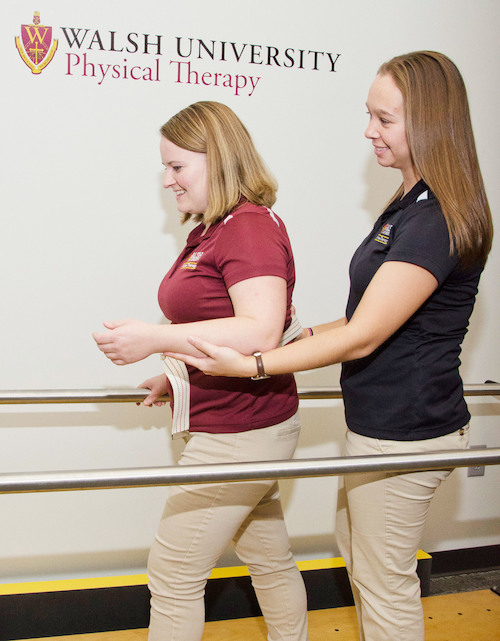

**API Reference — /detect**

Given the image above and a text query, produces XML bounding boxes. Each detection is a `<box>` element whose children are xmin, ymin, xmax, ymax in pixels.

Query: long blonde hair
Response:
<box><xmin>160</xmin><ymin>101</ymin><xmax>277</xmax><ymax>225</ymax></box>
<box><xmin>379</xmin><ymin>51</ymin><xmax>493</xmax><ymax>268</ymax></box>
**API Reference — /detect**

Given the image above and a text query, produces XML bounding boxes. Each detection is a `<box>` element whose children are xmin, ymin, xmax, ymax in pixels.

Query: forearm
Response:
<box><xmin>256</xmin><ymin>322</ymin><xmax>366</xmax><ymax>377</ymax></box>
<box><xmin>175</xmin><ymin>319</ymin><xmax>375</xmax><ymax>379</ymax></box>
<box><xmin>295</xmin><ymin>316</ymin><xmax>346</xmax><ymax>341</ymax></box>
<box><xmin>310</xmin><ymin>316</ymin><xmax>347</xmax><ymax>335</ymax></box>
<box><xmin>259</xmin><ymin>261</ymin><xmax>438</xmax><ymax>377</ymax></box>
<box><xmin>151</xmin><ymin>316</ymin><xmax>282</xmax><ymax>358</ymax></box>
<box><xmin>93</xmin><ymin>276</ymin><xmax>288</xmax><ymax>366</ymax></box>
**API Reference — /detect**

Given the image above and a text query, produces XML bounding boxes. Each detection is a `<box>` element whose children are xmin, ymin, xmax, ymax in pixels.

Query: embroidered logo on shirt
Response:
<box><xmin>374</xmin><ymin>223</ymin><xmax>393</xmax><ymax>245</ymax></box>
<box><xmin>181</xmin><ymin>251</ymin><xmax>204</xmax><ymax>270</ymax></box>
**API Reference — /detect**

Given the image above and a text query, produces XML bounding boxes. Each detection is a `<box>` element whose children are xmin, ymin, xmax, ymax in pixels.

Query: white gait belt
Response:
<box><xmin>161</xmin><ymin>314</ymin><xmax>304</xmax><ymax>439</ymax></box>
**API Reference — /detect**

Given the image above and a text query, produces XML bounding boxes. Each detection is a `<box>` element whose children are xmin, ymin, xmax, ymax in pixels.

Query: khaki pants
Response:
<box><xmin>336</xmin><ymin>426</ymin><xmax>470</xmax><ymax>641</ymax></box>
<box><xmin>148</xmin><ymin>412</ymin><xmax>308</xmax><ymax>641</ymax></box>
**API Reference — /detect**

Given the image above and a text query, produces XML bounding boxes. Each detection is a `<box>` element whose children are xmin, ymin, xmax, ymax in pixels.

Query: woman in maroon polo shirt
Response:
<box><xmin>93</xmin><ymin>101</ymin><xmax>308</xmax><ymax>641</ymax></box>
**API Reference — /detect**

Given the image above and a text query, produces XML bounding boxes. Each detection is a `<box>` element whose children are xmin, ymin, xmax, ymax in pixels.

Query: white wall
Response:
<box><xmin>1</xmin><ymin>0</ymin><xmax>499</xmax><ymax>582</ymax></box>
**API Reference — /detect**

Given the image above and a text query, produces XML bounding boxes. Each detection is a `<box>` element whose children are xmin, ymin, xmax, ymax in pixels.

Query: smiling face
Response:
<box><xmin>160</xmin><ymin>136</ymin><xmax>208</xmax><ymax>218</ymax></box>
<box><xmin>365</xmin><ymin>73</ymin><xmax>419</xmax><ymax>194</ymax></box>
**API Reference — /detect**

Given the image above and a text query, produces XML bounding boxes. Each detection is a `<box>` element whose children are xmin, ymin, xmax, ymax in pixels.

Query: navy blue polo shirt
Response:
<box><xmin>341</xmin><ymin>181</ymin><xmax>482</xmax><ymax>440</ymax></box>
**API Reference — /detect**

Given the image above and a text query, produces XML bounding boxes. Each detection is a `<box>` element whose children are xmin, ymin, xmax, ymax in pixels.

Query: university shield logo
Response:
<box><xmin>15</xmin><ymin>11</ymin><xmax>58</xmax><ymax>74</ymax></box>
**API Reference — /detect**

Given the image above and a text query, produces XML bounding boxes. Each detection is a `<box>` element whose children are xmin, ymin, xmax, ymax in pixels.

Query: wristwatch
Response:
<box><xmin>251</xmin><ymin>352</ymin><xmax>270</xmax><ymax>380</ymax></box>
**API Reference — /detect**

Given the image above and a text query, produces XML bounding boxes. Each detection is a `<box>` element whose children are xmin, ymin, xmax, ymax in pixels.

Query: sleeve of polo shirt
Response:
<box><xmin>214</xmin><ymin>210</ymin><xmax>291</xmax><ymax>289</ymax></box>
<box><xmin>384</xmin><ymin>199</ymin><xmax>458</xmax><ymax>286</ymax></box>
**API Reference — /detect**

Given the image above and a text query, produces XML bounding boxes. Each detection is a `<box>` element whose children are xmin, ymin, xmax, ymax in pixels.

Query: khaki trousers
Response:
<box><xmin>336</xmin><ymin>426</ymin><xmax>470</xmax><ymax>641</ymax></box>
<box><xmin>148</xmin><ymin>412</ymin><xmax>308</xmax><ymax>641</ymax></box>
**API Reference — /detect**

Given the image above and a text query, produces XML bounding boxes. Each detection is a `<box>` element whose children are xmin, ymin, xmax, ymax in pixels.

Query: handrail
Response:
<box><xmin>1</xmin><ymin>383</ymin><xmax>498</xmax><ymax>495</ymax></box>
<box><xmin>0</xmin><ymin>383</ymin><xmax>499</xmax><ymax>404</ymax></box>
<box><xmin>1</xmin><ymin>448</ymin><xmax>499</xmax><ymax>494</ymax></box>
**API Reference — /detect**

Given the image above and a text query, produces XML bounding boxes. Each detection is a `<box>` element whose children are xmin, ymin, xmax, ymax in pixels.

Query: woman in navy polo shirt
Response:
<box><xmin>168</xmin><ymin>52</ymin><xmax>494</xmax><ymax>641</ymax></box>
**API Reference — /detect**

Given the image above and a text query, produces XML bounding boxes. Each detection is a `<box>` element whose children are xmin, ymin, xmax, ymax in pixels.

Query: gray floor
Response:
<box><xmin>429</xmin><ymin>569</ymin><xmax>500</xmax><ymax>596</ymax></box>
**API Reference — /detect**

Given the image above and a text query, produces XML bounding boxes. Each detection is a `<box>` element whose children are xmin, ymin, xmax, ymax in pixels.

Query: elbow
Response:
<box><xmin>232</xmin><ymin>335</ymin><xmax>278</xmax><ymax>357</ymax></box>
<box><xmin>240</xmin><ymin>314</ymin><xmax>286</xmax><ymax>354</ymax></box>
<box><xmin>350</xmin><ymin>343</ymin><xmax>376</xmax><ymax>361</ymax></box>
<box><xmin>259</xmin><ymin>332</ymin><xmax>283</xmax><ymax>353</ymax></box>
<box><xmin>342</xmin><ymin>325</ymin><xmax>383</xmax><ymax>362</ymax></box>
<box><xmin>348</xmin><ymin>335</ymin><xmax>385</xmax><ymax>361</ymax></box>
<box><xmin>251</xmin><ymin>326</ymin><xmax>284</xmax><ymax>353</ymax></box>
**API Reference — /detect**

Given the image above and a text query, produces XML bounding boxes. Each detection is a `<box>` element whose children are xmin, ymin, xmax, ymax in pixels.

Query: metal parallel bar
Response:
<box><xmin>1</xmin><ymin>385</ymin><xmax>498</xmax><ymax>495</ymax></box>
<box><xmin>0</xmin><ymin>389</ymin><xmax>157</xmax><ymax>405</ymax></box>
<box><xmin>1</xmin><ymin>448</ymin><xmax>499</xmax><ymax>494</ymax></box>
<box><xmin>0</xmin><ymin>383</ymin><xmax>499</xmax><ymax>405</ymax></box>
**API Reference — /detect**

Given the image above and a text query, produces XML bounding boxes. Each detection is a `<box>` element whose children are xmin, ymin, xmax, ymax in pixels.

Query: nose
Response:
<box><xmin>365</xmin><ymin>117</ymin><xmax>378</xmax><ymax>140</ymax></box>
<box><xmin>163</xmin><ymin>168</ymin><xmax>176</xmax><ymax>189</ymax></box>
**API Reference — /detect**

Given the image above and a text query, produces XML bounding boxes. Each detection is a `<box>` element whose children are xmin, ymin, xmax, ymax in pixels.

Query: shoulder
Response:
<box><xmin>216</xmin><ymin>203</ymin><xmax>289</xmax><ymax>247</ymax></box>
<box><xmin>223</xmin><ymin>202</ymin><xmax>284</xmax><ymax>229</ymax></box>
<box><xmin>395</xmin><ymin>188</ymin><xmax>448</xmax><ymax>238</ymax></box>
<box><xmin>387</xmin><ymin>189</ymin><xmax>457</xmax><ymax>283</ymax></box>
<box><xmin>212</xmin><ymin>203</ymin><xmax>292</xmax><ymax>267</ymax></box>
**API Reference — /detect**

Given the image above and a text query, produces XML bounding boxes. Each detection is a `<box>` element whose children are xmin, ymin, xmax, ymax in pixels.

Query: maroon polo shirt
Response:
<box><xmin>158</xmin><ymin>202</ymin><xmax>298</xmax><ymax>433</ymax></box>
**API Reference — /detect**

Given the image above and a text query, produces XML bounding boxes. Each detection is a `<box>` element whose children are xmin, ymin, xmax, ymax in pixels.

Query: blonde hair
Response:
<box><xmin>379</xmin><ymin>51</ymin><xmax>493</xmax><ymax>268</ymax></box>
<box><xmin>160</xmin><ymin>101</ymin><xmax>278</xmax><ymax>225</ymax></box>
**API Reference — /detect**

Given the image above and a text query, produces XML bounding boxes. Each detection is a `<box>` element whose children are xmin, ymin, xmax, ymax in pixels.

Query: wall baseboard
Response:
<box><xmin>0</xmin><ymin>550</ymin><xmax>435</xmax><ymax>640</ymax></box>
<box><xmin>430</xmin><ymin>544</ymin><xmax>500</xmax><ymax>576</ymax></box>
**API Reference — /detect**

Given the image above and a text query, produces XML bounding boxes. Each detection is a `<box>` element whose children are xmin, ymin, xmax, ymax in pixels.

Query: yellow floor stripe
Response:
<box><xmin>0</xmin><ymin>552</ymin><xmax>430</xmax><ymax>596</ymax></box>
<box><xmin>0</xmin><ymin>574</ymin><xmax>149</xmax><ymax>596</ymax></box>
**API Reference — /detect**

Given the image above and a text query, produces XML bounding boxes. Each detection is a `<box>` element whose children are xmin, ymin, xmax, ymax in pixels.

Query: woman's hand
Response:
<box><xmin>137</xmin><ymin>374</ymin><xmax>168</xmax><ymax>406</ymax></box>
<box><xmin>92</xmin><ymin>319</ymin><xmax>158</xmax><ymax>365</ymax></box>
<box><xmin>165</xmin><ymin>336</ymin><xmax>255</xmax><ymax>378</ymax></box>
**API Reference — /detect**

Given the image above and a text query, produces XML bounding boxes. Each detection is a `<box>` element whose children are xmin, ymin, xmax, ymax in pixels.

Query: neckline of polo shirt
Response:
<box><xmin>185</xmin><ymin>218</ymin><xmax>222</xmax><ymax>249</ymax></box>
<box><xmin>386</xmin><ymin>179</ymin><xmax>429</xmax><ymax>214</ymax></box>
